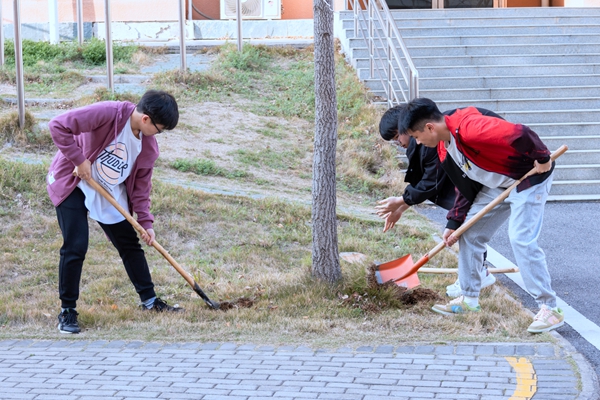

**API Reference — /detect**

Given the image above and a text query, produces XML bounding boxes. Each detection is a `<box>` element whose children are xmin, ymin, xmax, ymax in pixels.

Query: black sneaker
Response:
<box><xmin>58</xmin><ymin>309</ymin><xmax>81</xmax><ymax>334</ymax></box>
<box><xmin>142</xmin><ymin>297</ymin><xmax>184</xmax><ymax>312</ymax></box>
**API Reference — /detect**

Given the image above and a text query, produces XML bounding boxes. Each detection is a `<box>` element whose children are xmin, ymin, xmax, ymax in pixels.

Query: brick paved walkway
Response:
<box><xmin>0</xmin><ymin>340</ymin><xmax>588</xmax><ymax>399</ymax></box>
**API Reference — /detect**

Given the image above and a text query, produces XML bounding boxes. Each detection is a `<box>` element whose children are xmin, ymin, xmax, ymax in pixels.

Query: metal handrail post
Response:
<box><xmin>368</xmin><ymin>2</ymin><xmax>373</xmax><ymax>79</ymax></box>
<box><xmin>179</xmin><ymin>0</ymin><xmax>186</xmax><ymax>71</ymax></box>
<box><xmin>48</xmin><ymin>0</ymin><xmax>59</xmax><ymax>44</ymax></box>
<box><xmin>387</xmin><ymin>18</ymin><xmax>393</xmax><ymax>107</ymax></box>
<box><xmin>104</xmin><ymin>0</ymin><xmax>113</xmax><ymax>92</ymax></box>
<box><xmin>236</xmin><ymin>0</ymin><xmax>242</xmax><ymax>52</ymax></box>
<box><xmin>13</xmin><ymin>0</ymin><xmax>25</xmax><ymax>128</ymax></box>
<box><xmin>411</xmin><ymin>72</ymin><xmax>418</xmax><ymax>100</ymax></box>
<box><xmin>0</xmin><ymin>2</ymin><xmax>4</xmax><ymax>66</ymax></box>
<box><xmin>76</xmin><ymin>0</ymin><xmax>84</xmax><ymax>45</ymax></box>
<box><xmin>353</xmin><ymin>0</ymin><xmax>357</xmax><ymax>37</ymax></box>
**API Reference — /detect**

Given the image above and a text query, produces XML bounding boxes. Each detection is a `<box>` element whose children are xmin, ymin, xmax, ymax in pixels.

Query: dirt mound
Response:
<box><xmin>217</xmin><ymin>297</ymin><xmax>255</xmax><ymax>311</ymax></box>
<box><xmin>340</xmin><ymin>264</ymin><xmax>442</xmax><ymax>313</ymax></box>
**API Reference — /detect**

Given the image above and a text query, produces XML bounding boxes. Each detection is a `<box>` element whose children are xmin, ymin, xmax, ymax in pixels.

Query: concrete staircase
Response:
<box><xmin>335</xmin><ymin>7</ymin><xmax>600</xmax><ymax>200</ymax></box>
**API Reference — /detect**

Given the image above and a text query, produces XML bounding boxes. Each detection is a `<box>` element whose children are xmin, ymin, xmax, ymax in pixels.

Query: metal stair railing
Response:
<box><xmin>351</xmin><ymin>0</ymin><xmax>418</xmax><ymax>106</ymax></box>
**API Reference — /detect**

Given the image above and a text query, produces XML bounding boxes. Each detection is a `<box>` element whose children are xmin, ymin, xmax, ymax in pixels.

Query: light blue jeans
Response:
<box><xmin>458</xmin><ymin>174</ymin><xmax>557</xmax><ymax>308</ymax></box>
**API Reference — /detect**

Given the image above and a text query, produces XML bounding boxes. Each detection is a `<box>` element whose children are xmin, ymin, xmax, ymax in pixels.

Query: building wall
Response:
<box><xmin>187</xmin><ymin>0</ymin><xmax>313</xmax><ymax>21</ymax></box>
<box><xmin>3</xmin><ymin>0</ymin><xmax>310</xmax><ymax>24</ymax></box>
<box><xmin>508</xmin><ymin>0</ymin><xmax>542</xmax><ymax>6</ymax></box>
<box><xmin>3</xmin><ymin>0</ymin><xmax>179</xmax><ymax>24</ymax></box>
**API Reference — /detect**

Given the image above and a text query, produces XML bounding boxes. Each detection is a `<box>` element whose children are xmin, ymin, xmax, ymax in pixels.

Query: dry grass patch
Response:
<box><xmin>0</xmin><ymin>160</ymin><xmax>549</xmax><ymax>345</ymax></box>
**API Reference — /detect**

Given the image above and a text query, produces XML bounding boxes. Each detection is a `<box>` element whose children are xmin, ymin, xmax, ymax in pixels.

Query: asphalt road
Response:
<box><xmin>413</xmin><ymin>200</ymin><xmax>600</xmax><ymax>381</ymax></box>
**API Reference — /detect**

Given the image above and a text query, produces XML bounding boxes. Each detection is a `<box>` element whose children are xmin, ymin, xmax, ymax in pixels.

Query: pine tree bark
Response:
<box><xmin>311</xmin><ymin>0</ymin><xmax>341</xmax><ymax>283</ymax></box>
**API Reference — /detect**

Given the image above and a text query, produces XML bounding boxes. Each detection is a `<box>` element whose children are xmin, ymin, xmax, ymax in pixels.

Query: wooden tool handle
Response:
<box><xmin>395</xmin><ymin>145</ymin><xmax>568</xmax><ymax>282</ymax></box>
<box><xmin>85</xmin><ymin>177</ymin><xmax>196</xmax><ymax>288</ymax></box>
<box><xmin>419</xmin><ymin>267</ymin><xmax>519</xmax><ymax>274</ymax></box>
<box><xmin>452</xmin><ymin>145</ymin><xmax>568</xmax><ymax>239</ymax></box>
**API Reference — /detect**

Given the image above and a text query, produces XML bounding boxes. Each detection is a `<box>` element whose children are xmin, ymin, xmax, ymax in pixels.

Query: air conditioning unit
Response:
<box><xmin>220</xmin><ymin>0</ymin><xmax>282</xmax><ymax>20</ymax></box>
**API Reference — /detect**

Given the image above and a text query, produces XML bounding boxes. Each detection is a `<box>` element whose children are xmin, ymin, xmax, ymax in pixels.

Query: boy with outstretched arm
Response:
<box><xmin>375</xmin><ymin>104</ymin><xmax>497</xmax><ymax>297</ymax></box>
<box><xmin>399</xmin><ymin>97</ymin><xmax>563</xmax><ymax>334</ymax></box>
<box><xmin>47</xmin><ymin>90</ymin><xmax>182</xmax><ymax>334</ymax></box>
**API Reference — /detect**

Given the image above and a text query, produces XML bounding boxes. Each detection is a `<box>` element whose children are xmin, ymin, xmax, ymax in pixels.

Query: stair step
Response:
<box><xmin>350</xmin><ymin>43</ymin><xmax>600</xmax><ymax>58</ymax></box>
<box><xmin>348</xmin><ymin>33</ymin><xmax>600</xmax><ymax>48</ymax></box>
<box><xmin>541</xmin><ymin>135</ymin><xmax>600</xmax><ymax>150</ymax></box>
<box><xmin>435</xmin><ymin>97</ymin><xmax>600</xmax><ymax>112</ymax></box>
<box><xmin>419</xmin><ymin>86</ymin><xmax>600</xmax><ymax>101</ymax></box>
<box><xmin>497</xmin><ymin>110</ymin><xmax>600</xmax><ymax>125</ymax></box>
<box><xmin>355</xmin><ymin>54</ymin><xmax>600</xmax><ymax>68</ymax></box>
<box><xmin>548</xmin><ymin>193</ymin><xmax>600</xmax><ymax>201</ymax></box>
<box><xmin>528</xmin><ymin>122</ymin><xmax>600</xmax><ymax>137</ymax></box>
<box><xmin>358</xmin><ymin>64</ymin><xmax>600</xmax><ymax>79</ymax></box>
<box><xmin>343</xmin><ymin>15</ymin><xmax>600</xmax><ymax>28</ymax></box>
<box><xmin>402</xmin><ymin>34</ymin><xmax>600</xmax><ymax>46</ymax></box>
<box><xmin>554</xmin><ymin>150</ymin><xmax>600</xmax><ymax>164</ymax></box>
<box><xmin>401</xmin><ymin>25</ymin><xmax>600</xmax><ymax>38</ymax></box>
<box><xmin>549</xmin><ymin>179</ymin><xmax>600</xmax><ymax>196</ymax></box>
<box><xmin>554</xmin><ymin>164</ymin><xmax>600</xmax><ymax>180</ymax></box>
<box><xmin>364</xmin><ymin>74</ymin><xmax>600</xmax><ymax>90</ymax></box>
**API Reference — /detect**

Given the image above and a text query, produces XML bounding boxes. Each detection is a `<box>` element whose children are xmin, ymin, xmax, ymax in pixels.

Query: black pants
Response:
<box><xmin>56</xmin><ymin>187</ymin><xmax>156</xmax><ymax>309</ymax></box>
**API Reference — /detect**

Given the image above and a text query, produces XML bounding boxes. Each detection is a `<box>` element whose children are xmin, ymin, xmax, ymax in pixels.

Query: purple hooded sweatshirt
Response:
<box><xmin>46</xmin><ymin>101</ymin><xmax>159</xmax><ymax>230</ymax></box>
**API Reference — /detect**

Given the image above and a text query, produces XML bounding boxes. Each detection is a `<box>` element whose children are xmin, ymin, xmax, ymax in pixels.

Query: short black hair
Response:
<box><xmin>379</xmin><ymin>104</ymin><xmax>407</xmax><ymax>141</ymax></box>
<box><xmin>136</xmin><ymin>90</ymin><xmax>179</xmax><ymax>131</ymax></box>
<box><xmin>399</xmin><ymin>97</ymin><xmax>444</xmax><ymax>134</ymax></box>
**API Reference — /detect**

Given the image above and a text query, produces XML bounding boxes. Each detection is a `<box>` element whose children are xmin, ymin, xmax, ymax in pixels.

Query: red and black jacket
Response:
<box><xmin>439</xmin><ymin>107</ymin><xmax>553</xmax><ymax>230</ymax></box>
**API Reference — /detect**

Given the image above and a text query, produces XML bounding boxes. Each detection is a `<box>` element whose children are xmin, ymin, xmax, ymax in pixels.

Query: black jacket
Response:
<box><xmin>403</xmin><ymin>137</ymin><xmax>456</xmax><ymax>211</ymax></box>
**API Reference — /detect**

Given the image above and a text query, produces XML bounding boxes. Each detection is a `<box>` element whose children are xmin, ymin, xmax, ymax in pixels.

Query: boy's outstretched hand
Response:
<box><xmin>375</xmin><ymin>197</ymin><xmax>410</xmax><ymax>233</ymax></box>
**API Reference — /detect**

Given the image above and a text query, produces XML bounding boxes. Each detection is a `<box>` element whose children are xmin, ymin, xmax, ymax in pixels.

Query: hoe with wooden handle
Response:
<box><xmin>81</xmin><ymin>174</ymin><xmax>220</xmax><ymax>309</ymax></box>
<box><xmin>375</xmin><ymin>145</ymin><xmax>569</xmax><ymax>289</ymax></box>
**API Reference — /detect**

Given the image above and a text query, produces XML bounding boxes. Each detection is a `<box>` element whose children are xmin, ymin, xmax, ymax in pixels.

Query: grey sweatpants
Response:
<box><xmin>458</xmin><ymin>175</ymin><xmax>557</xmax><ymax>308</ymax></box>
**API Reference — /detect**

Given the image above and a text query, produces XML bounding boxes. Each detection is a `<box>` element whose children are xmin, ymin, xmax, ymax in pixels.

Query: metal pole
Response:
<box><xmin>387</xmin><ymin>21</ymin><xmax>392</xmax><ymax>107</ymax></box>
<box><xmin>353</xmin><ymin>0</ymin><xmax>357</xmax><ymax>37</ymax></box>
<box><xmin>48</xmin><ymin>0</ymin><xmax>59</xmax><ymax>44</ymax></box>
<box><xmin>188</xmin><ymin>0</ymin><xmax>192</xmax><ymax>20</ymax></box>
<box><xmin>236</xmin><ymin>0</ymin><xmax>242</xmax><ymax>52</ymax></box>
<box><xmin>104</xmin><ymin>0</ymin><xmax>113</xmax><ymax>91</ymax></box>
<box><xmin>178</xmin><ymin>0</ymin><xmax>186</xmax><ymax>71</ymax></box>
<box><xmin>0</xmin><ymin>1</ymin><xmax>4</xmax><ymax>66</ymax></box>
<box><xmin>76</xmin><ymin>0</ymin><xmax>84</xmax><ymax>45</ymax></box>
<box><xmin>368</xmin><ymin>2</ymin><xmax>373</xmax><ymax>79</ymax></box>
<box><xmin>13</xmin><ymin>0</ymin><xmax>25</xmax><ymax>128</ymax></box>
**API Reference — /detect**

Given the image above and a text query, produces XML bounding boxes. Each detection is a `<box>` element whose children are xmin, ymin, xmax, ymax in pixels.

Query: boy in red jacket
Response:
<box><xmin>47</xmin><ymin>90</ymin><xmax>181</xmax><ymax>334</ymax></box>
<box><xmin>399</xmin><ymin>97</ymin><xmax>563</xmax><ymax>334</ymax></box>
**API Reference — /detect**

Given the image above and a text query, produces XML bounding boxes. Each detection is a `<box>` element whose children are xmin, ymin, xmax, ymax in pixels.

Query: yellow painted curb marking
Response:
<box><xmin>506</xmin><ymin>356</ymin><xmax>537</xmax><ymax>400</ymax></box>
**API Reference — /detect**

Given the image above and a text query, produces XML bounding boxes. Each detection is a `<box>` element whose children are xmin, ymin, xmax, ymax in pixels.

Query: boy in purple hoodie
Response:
<box><xmin>47</xmin><ymin>90</ymin><xmax>180</xmax><ymax>334</ymax></box>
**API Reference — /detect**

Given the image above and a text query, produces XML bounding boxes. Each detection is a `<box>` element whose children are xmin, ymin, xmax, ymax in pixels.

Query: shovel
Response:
<box><xmin>83</xmin><ymin>176</ymin><xmax>220</xmax><ymax>309</ymax></box>
<box><xmin>376</xmin><ymin>145</ymin><xmax>568</xmax><ymax>289</ymax></box>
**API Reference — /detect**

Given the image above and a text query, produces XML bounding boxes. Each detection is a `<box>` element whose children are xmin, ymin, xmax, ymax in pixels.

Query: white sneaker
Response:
<box><xmin>446</xmin><ymin>273</ymin><xmax>496</xmax><ymax>297</ymax></box>
<box><xmin>527</xmin><ymin>305</ymin><xmax>564</xmax><ymax>334</ymax></box>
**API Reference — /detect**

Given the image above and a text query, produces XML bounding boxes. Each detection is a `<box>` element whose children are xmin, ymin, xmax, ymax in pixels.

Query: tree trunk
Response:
<box><xmin>311</xmin><ymin>0</ymin><xmax>341</xmax><ymax>283</ymax></box>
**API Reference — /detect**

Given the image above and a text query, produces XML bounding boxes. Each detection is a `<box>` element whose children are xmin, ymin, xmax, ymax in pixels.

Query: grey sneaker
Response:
<box><xmin>432</xmin><ymin>295</ymin><xmax>481</xmax><ymax>316</ymax></box>
<box><xmin>58</xmin><ymin>309</ymin><xmax>81</xmax><ymax>334</ymax></box>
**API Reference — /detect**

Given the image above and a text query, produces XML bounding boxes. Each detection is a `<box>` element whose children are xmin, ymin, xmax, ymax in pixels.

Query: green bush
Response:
<box><xmin>3</xmin><ymin>38</ymin><xmax>138</xmax><ymax>67</ymax></box>
<box><xmin>81</xmin><ymin>38</ymin><xmax>107</xmax><ymax>65</ymax></box>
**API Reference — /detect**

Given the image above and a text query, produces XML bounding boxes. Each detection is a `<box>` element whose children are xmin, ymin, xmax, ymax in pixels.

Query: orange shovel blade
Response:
<box><xmin>375</xmin><ymin>254</ymin><xmax>421</xmax><ymax>289</ymax></box>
